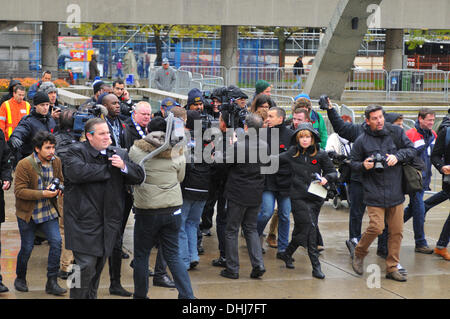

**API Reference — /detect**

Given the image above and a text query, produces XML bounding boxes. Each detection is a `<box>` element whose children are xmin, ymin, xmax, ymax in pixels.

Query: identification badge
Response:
<box><xmin>307</xmin><ymin>181</ymin><xmax>328</xmax><ymax>199</ymax></box>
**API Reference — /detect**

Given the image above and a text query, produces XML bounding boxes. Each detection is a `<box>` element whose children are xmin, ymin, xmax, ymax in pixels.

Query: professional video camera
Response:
<box><xmin>72</xmin><ymin>103</ymin><xmax>107</xmax><ymax>138</ymax></box>
<box><xmin>369</xmin><ymin>153</ymin><xmax>386</xmax><ymax>173</ymax></box>
<box><xmin>219</xmin><ymin>85</ymin><xmax>249</xmax><ymax>129</ymax></box>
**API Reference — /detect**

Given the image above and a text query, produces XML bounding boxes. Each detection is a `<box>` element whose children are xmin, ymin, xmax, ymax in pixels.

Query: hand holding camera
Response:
<box><xmin>318</xmin><ymin>94</ymin><xmax>332</xmax><ymax>110</ymax></box>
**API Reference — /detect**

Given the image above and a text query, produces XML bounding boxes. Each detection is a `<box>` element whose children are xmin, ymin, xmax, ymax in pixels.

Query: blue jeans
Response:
<box><xmin>404</xmin><ymin>190</ymin><xmax>428</xmax><ymax>247</ymax></box>
<box><xmin>292</xmin><ymin>75</ymin><xmax>302</xmax><ymax>89</ymax></box>
<box><xmin>437</xmin><ymin>214</ymin><xmax>450</xmax><ymax>248</ymax></box>
<box><xmin>179</xmin><ymin>199</ymin><xmax>206</xmax><ymax>269</ymax></box>
<box><xmin>133</xmin><ymin>212</ymin><xmax>195</xmax><ymax>299</ymax></box>
<box><xmin>424</xmin><ymin>190</ymin><xmax>449</xmax><ymax>213</ymax></box>
<box><xmin>16</xmin><ymin>217</ymin><xmax>61</xmax><ymax>279</ymax></box>
<box><xmin>257</xmin><ymin>191</ymin><xmax>291</xmax><ymax>252</ymax></box>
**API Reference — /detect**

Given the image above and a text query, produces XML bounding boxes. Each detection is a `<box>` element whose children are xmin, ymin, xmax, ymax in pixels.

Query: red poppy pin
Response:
<box><xmin>280</xmin><ymin>144</ymin><xmax>285</xmax><ymax>149</ymax></box>
<box><xmin>311</xmin><ymin>159</ymin><xmax>318</xmax><ymax>164</ymax></box>
<box><xmin>122</xmin><ymin>123</ymin><xmax>126</xmax><ymax>129</ymax></box>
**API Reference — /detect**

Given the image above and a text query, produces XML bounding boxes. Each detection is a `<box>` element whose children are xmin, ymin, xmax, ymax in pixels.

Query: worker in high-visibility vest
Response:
<box><xmin>0</xmin><ymin>85</ymin><xmax>31</xmax><ymax>141</ymax></box>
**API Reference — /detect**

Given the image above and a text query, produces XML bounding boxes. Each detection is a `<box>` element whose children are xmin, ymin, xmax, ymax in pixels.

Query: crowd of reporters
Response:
<box><xmin>0</xmin><ymin>75</ymin><xmax>448</xmax><ymax>298</ymax></box>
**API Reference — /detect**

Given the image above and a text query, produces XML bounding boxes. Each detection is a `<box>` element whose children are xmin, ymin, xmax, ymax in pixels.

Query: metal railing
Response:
<box><xmin>345</xmin><ymin>69</ymin><xmax>388</xmax><ymax>92</ymax></box>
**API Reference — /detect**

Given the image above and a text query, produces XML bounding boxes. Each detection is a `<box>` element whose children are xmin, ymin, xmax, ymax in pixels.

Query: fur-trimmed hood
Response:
<box><xmin>133</xmin><ymin>131</ymin><xmax>183</xmax><ymax>159</ymax></box>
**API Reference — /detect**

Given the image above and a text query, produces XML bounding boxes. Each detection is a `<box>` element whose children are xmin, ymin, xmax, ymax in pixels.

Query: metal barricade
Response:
<box><xmin>227</xmin><ymin>66</ymin><xmax>279</xmax><ymax>90</ymax></box>
<box><xmin>276</xmin><ymin>67</ymin><xmax>306</xmax><ymax>95</ymax></box>
<box><xmin>388</xmin><ymin>69</ymin><xmax>447</xmax><ymax>100</ymax></box>
<box><xmin>345</xmin><ymin>68</ymin><xmax>388</xmax><ymax>93</ymax></box>
<box><xmin>402</xmin><ymin>118</ymin><xmax>416</xmax><ymax>131</ymax></box>
<box><xmin>174</xmin><ymin>69</ymin><xmax>193</xmax><ymax>95</ymax></box>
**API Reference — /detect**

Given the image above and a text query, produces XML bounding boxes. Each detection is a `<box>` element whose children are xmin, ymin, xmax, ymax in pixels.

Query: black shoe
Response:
<box><xmin>0</xmin><ymin>282</ymin><xmax>9</xmax><ymax>293</ymax></box>
<box><xmin>312</xmin><ymin>265</ymin><xmax>325</xmax><ymax>279</ymax></box>
<box><xmin>220</xmin><ymin>269</ymin><xmax>239</xmax><ymax>279</ymax></box>
<box><xmin>277</xmin><ymin>252</ymin><xmax>295</xmax><ymax>262</ymax></box>
<box><xmin>189</xmin><ymin>261</ymin><xmax>199</xmax><ymax>270</ymax></box>
<box><xmin>198</xmin><ymin>245</ymin><xmax>204</xmax><ymax>255</ymax></box>
<box><xmin>153</xmin><ymin>275</ymin><xmax>175</xmax><ymax>288</ymax></box>
<box><xmin>212</xmin><ymin>256</ymin><xmax>227</xmax><ymax>267</ymax></box>
<box><xmin>121</xmin><ymin>251</ymin><xmax>130</xmax><ymax>259</ymax></box>
<box><xmin>109</xmin><ymin>283</ymin><xmax>132</xmax><ymax>297</ymax></box>
<box><xmin>14</xmin><ymin>278</ymin><xmax>28</xmax><ymax>292</ymax></box>
<box><xmin>250</xmin><ymin>266</ymin><xmax>266</xmax><ymax>279</ymax></box>
<box><xmin>57</xmin><ymin>269</ymin><xmax>73</xmax><ymax>280</ymax></box>
<box><xmin>45</xmin><ymin>276</ymin><xmax>67</xmax><ymax>296</ymax></box>
<box><xmin>345</xmin><ymin>239</ymin><xmax>356</xmax><ymax>260</ymax></box>
<box><xmin>277</xmin><ymin>252</ymin><xmax>295</xmax><ymax>269</ymax></box>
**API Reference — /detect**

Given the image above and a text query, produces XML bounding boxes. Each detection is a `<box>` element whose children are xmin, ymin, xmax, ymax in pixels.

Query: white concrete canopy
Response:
<box><xmin>0</xmin><ymin>0</ymin><xmax>449</xmax><ymax>29</ymax></box>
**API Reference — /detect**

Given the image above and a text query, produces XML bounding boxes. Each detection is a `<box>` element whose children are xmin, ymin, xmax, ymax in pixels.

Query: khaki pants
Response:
<box><xmin>355</xmin><ymin>204</ymin><xmax>404</xmax><ymax>273</ymax></box>
<box><xmin>59</xmin><ymin>213</ymin><xmax>74</xmax><ymax>272</ymax></box>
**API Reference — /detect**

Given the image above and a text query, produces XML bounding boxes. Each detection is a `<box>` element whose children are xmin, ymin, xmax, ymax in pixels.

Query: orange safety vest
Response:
<box><xmin>4</xmin><ymin>100</ymin><xmax>31</xmax><ymax>138</ymax></box>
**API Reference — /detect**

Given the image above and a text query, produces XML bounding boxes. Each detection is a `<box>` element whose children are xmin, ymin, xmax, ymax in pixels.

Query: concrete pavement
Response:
<box><xmin>0</xmin><ymin>188</ymin><xmax>449</xmax><ymax>299</ymax></box>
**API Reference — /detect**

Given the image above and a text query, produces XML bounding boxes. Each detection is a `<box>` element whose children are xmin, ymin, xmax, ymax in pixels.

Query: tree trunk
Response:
<box><xmin>154</xmin><ymin>30</ymin><xmax>163</xmax><ymax>67</ymax></box>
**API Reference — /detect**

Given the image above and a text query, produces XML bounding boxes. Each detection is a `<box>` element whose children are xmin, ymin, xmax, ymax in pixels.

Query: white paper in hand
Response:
<box><xmin>307</xmin><ymin>181</ymin><xmax>328</xmax><ymax>199</ymax></box>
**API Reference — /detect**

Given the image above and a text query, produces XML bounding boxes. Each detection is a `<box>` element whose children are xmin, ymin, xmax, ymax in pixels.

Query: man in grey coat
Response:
<box><xmin>154</xmin><ymin>58</ymin><xmax>176</xmax><ymax>92</ymax></box>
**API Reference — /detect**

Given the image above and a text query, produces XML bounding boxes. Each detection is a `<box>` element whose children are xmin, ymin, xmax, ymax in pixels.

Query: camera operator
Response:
<box><xmin>430</xmin><ymin>122</ymin><xmax>450</xmax><ymax>260</ymax></box>
<box><xmin>38</xmin><ymin>82</ymin><xmax>64</xmax><ymax>130</ymax></box>
<box><xmin>63</xmin><ymin>118</ymin><xmax>144</xmax><ymax>299</ymax></box>
<box><xmin>13</xmin><ymin>131</ymin><xmax>66</xmax><ymax>295</ymax></box>
<box><xmin>219</xmin><ymin>112</ymin><xmax>267</xmax><ymax>280</ymax></box>
<box><xmin>350</xmin><ymin>105</ymin><xmax>416</xmax><ymax>282</ymax></box>
<box><xmin>112</xmin><ymin>79</ymin><xmax>134</xmax><ymax>121</ymax></box>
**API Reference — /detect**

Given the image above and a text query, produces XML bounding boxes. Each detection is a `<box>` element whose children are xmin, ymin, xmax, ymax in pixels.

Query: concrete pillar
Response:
<box><xmin>303</xmin><ymin>0</ymin><xmax>382</xmax><ymax>100</ymax></box>
<box><xmin>221</xmin><ymin>26</ymin><xmax>238</xmax><ymax>85</ymax></box>
<box><xmin>384</xmin><ymin>29</ymin><xmax>404</xmax><ymax>71</ymax></box>
<box><xmin>41</xmin><ymin>22</ymin><xmax>58</xmax><ymax>73</ymax></box>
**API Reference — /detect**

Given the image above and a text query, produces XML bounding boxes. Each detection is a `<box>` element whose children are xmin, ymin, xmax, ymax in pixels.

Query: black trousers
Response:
<box><xmin>286</xmin><ymin>199</ymin><xmax>323</xmax><ymax>268</ymax></box>
<box><xmin>70</xmin><ymin>251</ymin><xmax>107</xmax><ymax>299</ymax></box>
<box><xmin>109</xmin><ymin>192</ymin><xmax>133</xmax><ymax>284</ymax></box>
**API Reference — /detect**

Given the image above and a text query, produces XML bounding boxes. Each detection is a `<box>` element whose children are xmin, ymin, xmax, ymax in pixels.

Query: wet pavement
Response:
<box><xmin>0</xmin><ymin>188</ymin><xmax>448</xmax><ymax>299</ymax></box>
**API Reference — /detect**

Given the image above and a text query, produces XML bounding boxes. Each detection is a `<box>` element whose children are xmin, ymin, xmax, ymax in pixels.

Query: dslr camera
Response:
<box><xmin>318</xmin><ymin>94</ymin><xmax>330</xmax><ymax>110</ymax></box>
<box><xmin>369</xmin><ymin>153</ymin><xmax>386</xmax><ymax>173</ymax></box>
<box><xmin>48</xmin><ymin>178</ymin><xmax>64</xmax><ymax>193</ymax></box>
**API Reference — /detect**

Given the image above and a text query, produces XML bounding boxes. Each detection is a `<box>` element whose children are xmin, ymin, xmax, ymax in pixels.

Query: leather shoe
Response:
<box><xmin>0</xmin><ymin>282</ymin><xmax>9</xmax><ymax>293</ymax></box>
<box><xmin>14</xmin><ymin>278</ymin><xmax>28</xmax><ymax>292</ymax></box>
<box><xmin>266</xmin><ymin>234</ymin><xmax>277</xmax><ymax>248</ymax></box>
<box><xmin>386</xmin><ymin>270</ymin><xmax>407</xmax><ymax>282</ymax></box>
<box><xmin>57</xmin><ymin>269</ymin><xmax>73</xmax><ymax>280</ymax></box>
<box><xmin>434</xmin><ymin>247</ymin><xmax>450</xmax><ymax>260</ymax></box>
<box><xmin>121</xmin><ymin>250</ymin><xmax>130</xmax><ymax>259</ymax></box>
<box><xmin>45</xmin><ymin>276</ymin><xmax>67</xmax><ymax>296</ymax></box>
<box><xmin>220</xmin><ymin>269</ymin><xmax>238</xmax><ymax>279</ymax></box>
<box><xmin>250</xmin><ymin>266</ymin><xmax>266</xmax><ymax>279</ymax></box>
<box><xmin>277</xmin><ymin>252</ymin><xmax>295</xmax><ymax>262</ymax></box>
<box><xmin>153</xmin><ymin>275</ymin><xmax>175</xmax><ymax>288</ymax></box>
<box><xmin>312</xmin><ymin>266</ymin><xmax>325</xmax><ymax>279</ymax></box>
<box><xmin>212</xmin><ymin>256</ymin><xmax>227</xmax><ymax>267</ymax></box>
<box><xmin>189</xmin><ymin>261</ymin><xmax>199</xmax><ymax>270</ymax></box>
<box><xmin>345</xmin><ymin>239</ymin><xmax>356</xmax><ymax>260</ymax></box>
<box><xmin>415</xmin><ymin>246</ymin><xmax>433</xmax><ymax>254</ymax></box>
<box><xmin>109</xmin><ymin>283</ymin><xmax>132</xmax><ymax>297</ymax></box>
<box><xmin>352</xmin><ymin>256</ymin><xmax>364</xmax><ymax>275</ymax></box>
<box><xmin>277</xmin><ymin>252</ymin><xmax>295</xmax><ymax>269</ymax></box>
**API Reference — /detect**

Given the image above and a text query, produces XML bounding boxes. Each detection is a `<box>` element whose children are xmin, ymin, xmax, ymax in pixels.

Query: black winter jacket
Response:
<box><xmin>262</xmin><ymin>124</ymin><xmax>294</xmax><ymax>196</ymax></box>
<box><xmin>431</xmin><ymin>127</ymin><xmax>450</xmax><ymax>193</ymax></box>
<box><xmin>224</xmin><ymin>134</ymin><xmax>268</xmax><ymax>207</ymax></box>
<box><xmin>350</xmin><ymin>123</ymin><xmax>416</xmax><ymax>207</ymax></box>
<box><xmin>181</xmin><ymin>133</ymin><xmax>211</xmax><ymax>201</ymax></box>
<box><xmin>63</xmin><ymin>142</ymin><xmax>144</xmax><ymax>257</ymax></box>
<box><xmin>10</xmin><ymin>109</ymin><xmax>56</xmax><ymax>161</ymax></box>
